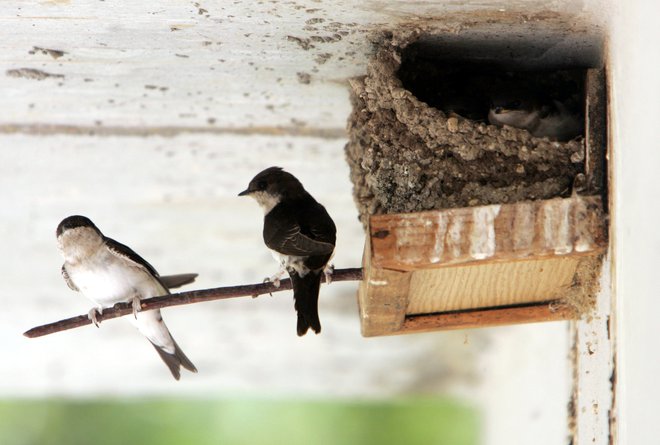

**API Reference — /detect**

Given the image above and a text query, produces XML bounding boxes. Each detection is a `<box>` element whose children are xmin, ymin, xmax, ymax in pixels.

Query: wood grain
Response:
<box><xmin>407</xmin><ymin>256</ymin><xmax>580</xmax><ymax>314</ymax></box>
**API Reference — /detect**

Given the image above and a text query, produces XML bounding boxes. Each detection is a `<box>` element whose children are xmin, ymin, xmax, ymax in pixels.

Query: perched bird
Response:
<box><xmin>56</xmin><ymin>215</ymin><xmax>197</xmax><ymax>380</ymax></box>
<box><xmin>488</xmin><ymin>92</ymin><xmax>583</xmax><ymax>142</ymax></box>
<box><xmin>239</xmin><ymin>167</ymin><xmax>336</xmax><ymax>336</ymax></box>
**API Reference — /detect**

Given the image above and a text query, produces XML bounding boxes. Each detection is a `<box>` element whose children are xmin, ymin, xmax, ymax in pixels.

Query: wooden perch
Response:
<box><xmin>24</xmin><ymin>267</ymin><xmax>363</xmax><ymax>339</ymax></box>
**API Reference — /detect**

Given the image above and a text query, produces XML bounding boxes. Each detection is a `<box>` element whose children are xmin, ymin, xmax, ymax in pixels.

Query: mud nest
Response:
<box><xmin>345</xmin><ymin>33</ymin><xmax>586</xmax><ymax>225</ymax></box>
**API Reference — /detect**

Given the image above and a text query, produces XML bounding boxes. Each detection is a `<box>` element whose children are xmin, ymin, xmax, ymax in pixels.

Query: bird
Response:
<box><xmin>56</xmin><ymin>215</ymin><xmax>198</xmax><ymax>380</ymax></box>
<box><xmin>239</xmin><ymin>167</ymin><xmax>336</xmax><ymax>336</ymax></box>
<box><xmin>488</xmin><ymin>91</ymin><xmax>583</xmax><ymax>142</ymax></box>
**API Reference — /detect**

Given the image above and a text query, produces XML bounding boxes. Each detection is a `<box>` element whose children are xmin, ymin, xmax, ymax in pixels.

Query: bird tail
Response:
<box><xmin>290</xmin><ymin>271</ymin><xmax>322</xmax><ymax>336</ymax></box>
<box><xmin>159</xmin><ymin>273</ymin><xmax>198</xmax><ymax>289</ymax></box>
<box><xmin>132</xmin><ymin>309</ymin><xmax>197</xmax><ymax>380</ymax></box>
<box><xmin>150</xmin><ymin>337</ymin><xmax>198</xmax><ymax>380</ymax></box>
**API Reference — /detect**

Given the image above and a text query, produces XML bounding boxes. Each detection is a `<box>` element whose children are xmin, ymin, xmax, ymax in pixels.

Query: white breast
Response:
<box><xmin>270</xmin><ymin>249</ymin><xmax>309</xmax><ymax>277</ymax></box>
<box><xmin>67</xmin><ymin>249</ymin><xmax>165</xmax><ymax>308</ymax></box>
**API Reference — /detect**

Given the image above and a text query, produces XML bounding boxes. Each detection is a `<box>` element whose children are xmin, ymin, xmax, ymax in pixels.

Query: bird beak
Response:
<box><xmin>238</xmin><ymin>189</ymin><xmax>251</xmax><ymax>197</ymax></box>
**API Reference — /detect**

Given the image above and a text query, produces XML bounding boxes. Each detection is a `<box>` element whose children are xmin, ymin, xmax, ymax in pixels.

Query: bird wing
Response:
<box><xmin>61</xmin><ymin>264</ymin><xmax>79</xmax><ymax>291</ymax></box>
<box><xmin>104</xmin><ymin>236</ymin><xmax>160</xmax><ymax>277</ymax></box>
<box><xmin>264</xmin><ymin>218</ymin><xmax>335</xmax><ymax>257</ymax></box>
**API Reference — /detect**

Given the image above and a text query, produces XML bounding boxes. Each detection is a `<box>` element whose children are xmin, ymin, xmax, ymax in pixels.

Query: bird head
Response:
<box><xmin>238</xmin><ymin>167</ymin><xmax>305</xmax><ymax>213</ymax></box>
<box><xmin>56</xmin><ymin>215</ymin><xmax>104</xmax><ymax>262</ymax></box>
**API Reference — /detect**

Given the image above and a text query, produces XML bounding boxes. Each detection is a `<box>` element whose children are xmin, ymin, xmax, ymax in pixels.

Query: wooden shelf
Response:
<box><xmin>358</xmin><ymin>196</ymin><xmax>608</xmax><ymax>336</ymax></box>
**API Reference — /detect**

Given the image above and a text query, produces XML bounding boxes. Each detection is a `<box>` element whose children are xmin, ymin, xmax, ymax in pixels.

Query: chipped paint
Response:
<box><xmin>29</xmin><ymin>46</ymin><xmax>66</xmax><ymax>59</ymax></box>
<box><xmin>6</xmin><ymin>68</ymin><xmax>64</xmax><ymax>80</ymax></box>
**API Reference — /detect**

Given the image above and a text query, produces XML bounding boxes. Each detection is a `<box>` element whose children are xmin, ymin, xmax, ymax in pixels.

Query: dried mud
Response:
<box><xmin>345</xmin><ymin>31</ymin><xmax>586</xmax><ymax>225</ymax></box>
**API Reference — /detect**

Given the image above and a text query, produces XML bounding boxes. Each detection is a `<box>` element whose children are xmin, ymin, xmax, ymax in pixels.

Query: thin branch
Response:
<box><xmin>24</xmin><ymin>267</ymin><xmax>363</xmax><ymax>339</ymax></box>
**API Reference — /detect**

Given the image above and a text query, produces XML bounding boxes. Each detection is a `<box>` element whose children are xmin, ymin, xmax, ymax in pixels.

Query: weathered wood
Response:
<box><xmin>400</xmin><ymin>301</ymin><xmax>574</xmax><ymax>334</ymax></box>
<box><xmin>358</xmin><ymin>236</ymin><xmax>410</xmax><ymax>336</ymax></box>
<box><xmin>568</xmin><ymin>257</ymin><xmax>614</xmax><ymax>444</ymax></box>
<box><xmin>359</xmin><ymin>196</ymin><xmax>607</xmax><ymax>336</ymax></box>
<box><xmin>369</xmin><ymin>196</ymin><xmax>607</xmax><ymax>272</ymax></box>
<box><xmin>585</xmin><ymin>68</ymin><xmax>608</xmax><ymax>197</ymax></box>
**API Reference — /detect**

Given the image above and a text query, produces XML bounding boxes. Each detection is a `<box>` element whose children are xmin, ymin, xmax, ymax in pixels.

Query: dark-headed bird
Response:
<box><xmin>239</xmin><ymin>167</ymin><xmax>336</xmax><ymax>336</ymax></box>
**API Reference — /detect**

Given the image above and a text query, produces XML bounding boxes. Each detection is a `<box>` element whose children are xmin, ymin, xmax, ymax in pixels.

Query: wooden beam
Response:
<box><xmin>400</xmin><ymin>301</ymin><xmax>574</xmax><ymax>334</ymax></box>
<box><xmin>368</xmin><ymin>196</ymin><xmax>607</xmax><ymax>272</ymax></box>
<box><xmin>585</xmin><ymin>68</ymin><xmax>608</xmax><ymax>197</ymax></box>
<box><xmin>358</xmin><ymin>235</ymin><xmax>410</xmax><ymax>337</ymax></box>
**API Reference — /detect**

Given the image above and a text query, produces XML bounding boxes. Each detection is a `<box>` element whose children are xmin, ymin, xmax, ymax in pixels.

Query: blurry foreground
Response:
<box><xmin>0</xmin><ymin>398</ymin><xmax>477</xmax><ymax>445</ymax></box>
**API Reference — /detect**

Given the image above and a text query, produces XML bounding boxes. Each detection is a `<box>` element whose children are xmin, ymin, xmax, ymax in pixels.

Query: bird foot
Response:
<box><xmin>131</xmin><ymin>296</ymin><xmax>142</xmax><ymax>319</ymax></box>
<box><xmin>263</xmin><ymin>276</ymin><xmax>281</xmax><ymax>288</ymax></box>
<box><xmin>323</xmin><ymin>264</ymin><xmax>335</xmax><ymax>284</ymax></box>
<box><xmin>259</xmin><ymin>279</ymin><xmax>275</xmax><ymax>297</ymax></box>
<box><xmin>88</xmin><ymin>307</ymin><xmax>103</xmax><ymax>328</ymax></box>
<box><xmin>264</xmin><ymin>267</ymin><xmax>286</xmax><ymax>288</ymax></box>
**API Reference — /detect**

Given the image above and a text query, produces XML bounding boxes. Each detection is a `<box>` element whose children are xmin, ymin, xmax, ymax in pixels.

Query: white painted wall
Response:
<box><xmin>610</xmin><ymin>0</ymin><xmax>660</xmax><ymax>442</ymax></box>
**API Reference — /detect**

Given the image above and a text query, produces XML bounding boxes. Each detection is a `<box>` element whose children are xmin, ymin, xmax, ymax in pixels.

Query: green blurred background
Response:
<box><xmin>0</xmin><ymin>398</ymin><xmax>477</xmax><ymax>445</ymax></box>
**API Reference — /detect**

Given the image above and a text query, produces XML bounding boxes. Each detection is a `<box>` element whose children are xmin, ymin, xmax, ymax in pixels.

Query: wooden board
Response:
<box><xmin>407</xmin><ymin>256</ymin><xmax>580</xmax><ymax>314</ymax></box>
<box><xmin>369</xmin><ymin>196</ymin><xmax>607</xmax><ymax>272</ymax></box>
<box><xmin>402</xmin><ymin>301</ymin><xmax>574</xmax><ymax>333</ymax></box>
<box><xmin>359</xmin><ymin>196</ymin><xmax>608</xmax><ymax>337</ymax></box>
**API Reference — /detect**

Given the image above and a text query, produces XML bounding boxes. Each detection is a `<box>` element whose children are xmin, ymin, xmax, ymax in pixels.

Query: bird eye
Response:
<box><xmin>257</xmin><ymin>180</ymin><xmax>267</xmax><ymax>190</ymax></box>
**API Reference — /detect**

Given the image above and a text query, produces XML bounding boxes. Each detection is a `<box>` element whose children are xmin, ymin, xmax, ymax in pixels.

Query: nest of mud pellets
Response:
<box><xmin>345</xmin><ymin>34</ymin><xmax>586</xmax><ymax>225</ymax></box>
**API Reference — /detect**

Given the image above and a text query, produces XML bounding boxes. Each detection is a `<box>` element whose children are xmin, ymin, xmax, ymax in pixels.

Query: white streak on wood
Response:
<box><xmin>447</xmin><ymin>212</ymin><xmax>464</xmax><ymax>259</ymax></box>
<box><xmin>573</xmin><ymin>196</ymin><xmax>596</xmax><ymax>253</ymax></box>
<box><xmin>470</xmin><ymin>205</ymin><xmax>501</xmax><ymax>260</ymax></box>
<box><xmin>394</xmin><ymin>220</ymin><xmax>424</xmax><ymax>266</ymax></box>
<box><xmin>430</xmin><ymin>212</ymin><xmax>448</xmax><ymax>263</ymax></box>
<box><xmin>543</xmin><ymin>199</ymin><xmax>573</xmax><ymax>254</ymax></box>
<box><xmin>512</xmin><ymin>201</ymin><xmax>535</xmax><ymax>252</ymax></box>
<box><xmin>368</xmin><ymin>279</ymin><xmax>389</xmax><ymax>286</ymax></box>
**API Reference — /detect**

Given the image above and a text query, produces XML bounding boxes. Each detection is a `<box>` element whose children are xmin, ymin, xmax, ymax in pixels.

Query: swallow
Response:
<box><xmin>239</xmin><ymin>167</ymin><xmax>336</xmax><ymax>336</ymax></box>
<box><xmin>488</xmin><ymin>92</ymin><xmax>583</xmax><ymax>141</ymax></box>
<box><xmin>56</xmin><ymin>215</ymin><xmax>197</xmax><ymax>380</ymax></box>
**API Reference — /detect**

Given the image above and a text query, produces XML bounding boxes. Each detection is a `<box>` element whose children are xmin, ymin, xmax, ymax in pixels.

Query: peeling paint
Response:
<box><xmin>6</xmin><ymin>68</ymin><xmax>64</xmax><ymax>80</ymax></box>
<box><xmin>296</xmin><ymin>72</ymin><xmax>311</xmax><ymax>84</ymax></box>
<box><xmin>286</xmin><ymin>35</ymin><xmax>313</xmax><ymax>50</ymax></box>
<box><xmin>28</xmin><ymin>46</ymin><xmax>66</xmax><ymax>59</ymax></box>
